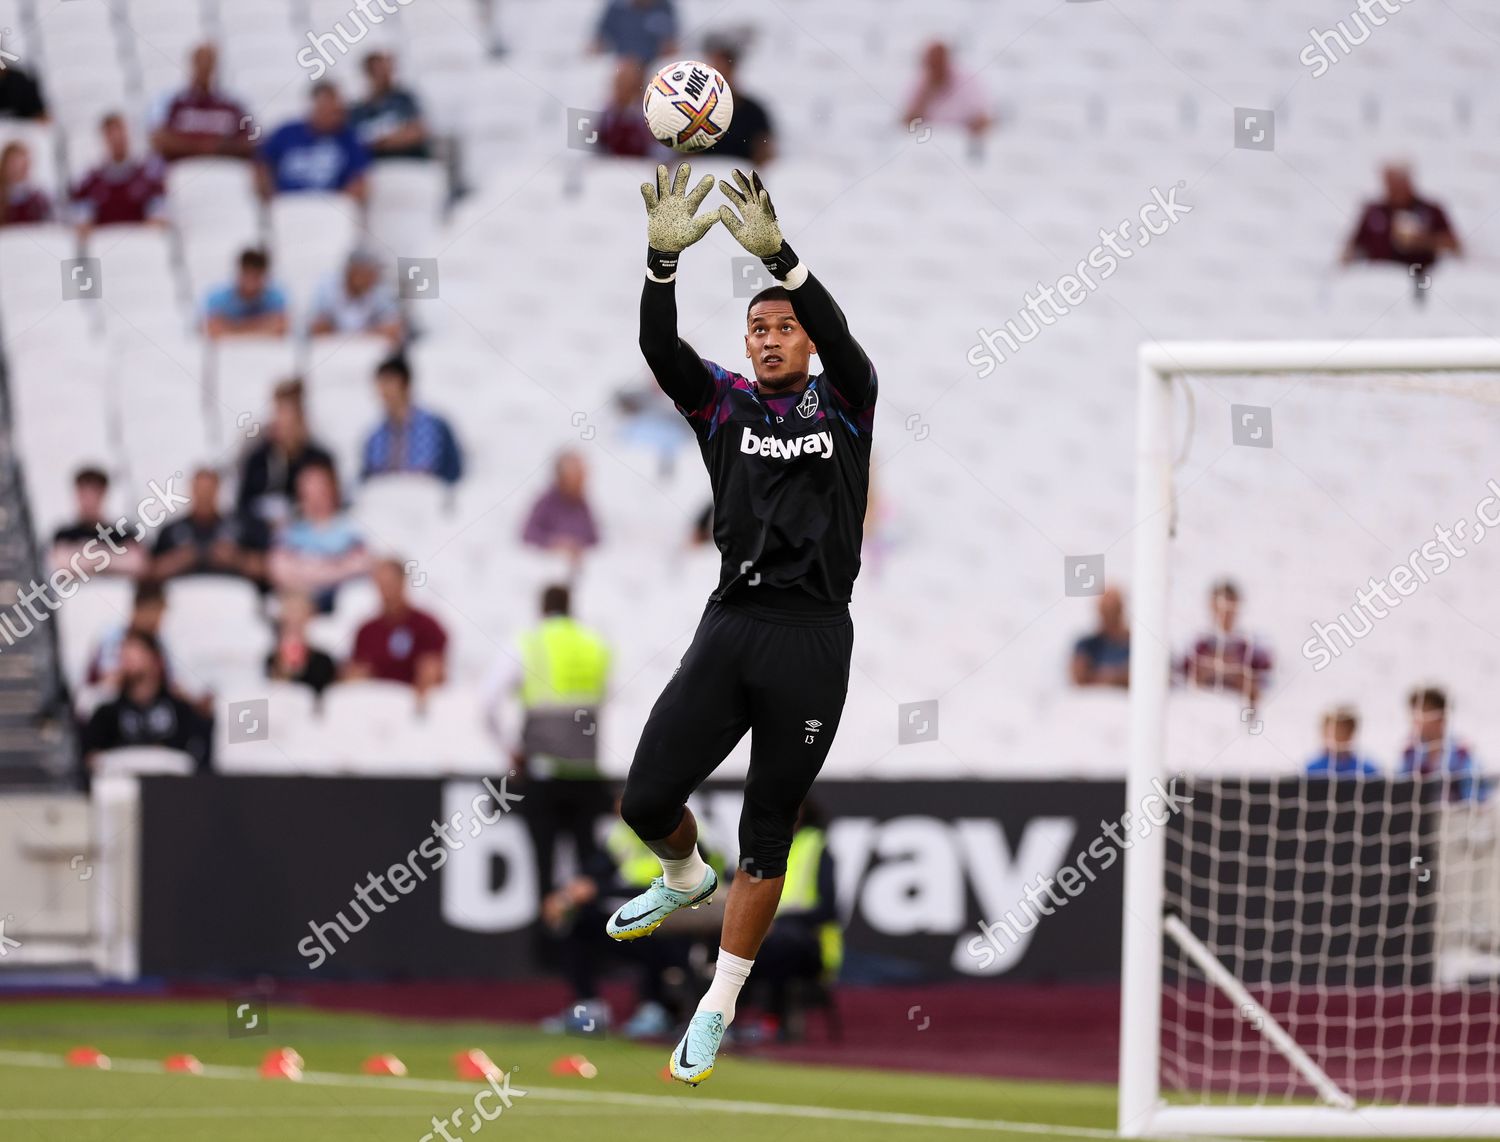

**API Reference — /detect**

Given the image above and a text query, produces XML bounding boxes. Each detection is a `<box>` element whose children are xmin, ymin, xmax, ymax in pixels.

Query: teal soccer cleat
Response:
<box><xmin>605</xmin><ymin>867</ymin><xmax>717</xmax><ymax>941</ymax></box>
<box><xmin>669</xmin><ymin>1011</ymin><xmax>726</xmax><ymax>1086</ymax></box>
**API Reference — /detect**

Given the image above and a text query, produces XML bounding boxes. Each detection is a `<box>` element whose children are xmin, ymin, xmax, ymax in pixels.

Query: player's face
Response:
<box><xmin>745</xmin><ymin>302</ymin><xmax>816</xmax><ymax>392</ymax></box>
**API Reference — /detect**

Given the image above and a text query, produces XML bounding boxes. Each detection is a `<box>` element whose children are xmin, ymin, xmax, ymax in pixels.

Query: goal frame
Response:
<box><xmin>1119</xmin><ymin>339</ymin><xmax>1500</xmax><ymax>1138</ymax></box>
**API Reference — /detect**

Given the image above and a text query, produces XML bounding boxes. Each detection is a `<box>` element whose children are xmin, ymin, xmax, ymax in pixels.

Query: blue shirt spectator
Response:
<box><xmin>592</xmin><ymin>0</ymin><xmax>678</xmax><ymax>64</ymax></box>
<box><xmin>1307</xmin><ymin>751</ymin><xmax>1380</xmax><ymax>777</ymax></box>
<box><xmin>259</xmin><ymin>82</ymin><xmax>370</xmax><ymax>198</ymax></box>
<box><xmin>361</xmin><ymin>356</ymin><xmax>463</xmax><ymax>484</ymax></box>
<box><xmin>203</xmin><ymin>247</ymin><xmax>289</xmax><ymax>339</ymax></box>
<box><xmin>1305</xmin><ymin>707</ymin><xmax>1379</xmax><ymax>779</ymax></box>
<box><xmin>1070</xmin><ymin>587</ymin><xmax>1129</xmax><ymax>688</ymax></box>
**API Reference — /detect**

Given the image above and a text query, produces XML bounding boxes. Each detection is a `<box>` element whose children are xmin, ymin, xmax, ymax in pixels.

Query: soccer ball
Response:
<box><xmin>643</xmin><ymin>59</ymin><xmax>734</xmax><ymax>154</ymax></box>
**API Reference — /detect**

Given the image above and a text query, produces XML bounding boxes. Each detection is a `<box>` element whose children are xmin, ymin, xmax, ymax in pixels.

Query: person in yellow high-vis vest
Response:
<box><xmin>483</xmin><ymin>583</ymin><xmax>611</xmax><ymax>899</ymax></box>
<box><xmin>747</xmin><ymin>798</ymin><xmax>841</xmax><ymax>1039</ymax></box>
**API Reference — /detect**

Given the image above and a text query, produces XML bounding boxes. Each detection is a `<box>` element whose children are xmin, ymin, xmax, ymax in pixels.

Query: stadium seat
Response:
<box><xmin>55</xmin><ymin>578</ymin><xmax>135</xmax><ymax>693</ymax></box>
<box><xmin>160</xmin><ymin>576</ymin><xmax>272</xmax><ymax>689</ymax></box>
<box><xmin>93</xmin><ymin>747</ymin><xmax>196</xmax><ymax>777</ymax></box>
<box><xmin>267</xmin><ymin>193</ymin><xmax>361</xmax><ymax>316</ymax></box>
<box><xmin>367</xmin><ymin>160</ymin><xmax>446</xmax><ymax>255</ymax></box>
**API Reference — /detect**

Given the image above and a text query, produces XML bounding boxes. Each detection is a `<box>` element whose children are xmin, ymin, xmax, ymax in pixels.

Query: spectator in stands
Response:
<box><xmin>152</xmin><ymin>467</ymin><xmax>270</xmax><ymax>585</ymax></box>
<box><xmin>704</xmin><ymin>36</ymin><xmax>775</xmax><ymax>166</ymax></box>
<box><xmin>265</xmin><ymin>590</ymin><xmax>338</xmax><ymax>697</ymax></box>
<box><xmin>202</xmin><ymin>247</ymin><xmax>289</xmax><ymax>339</ymax></box>
<box><xmin>481</xmin><ymin>583</ymin><xmax>611</xmax><ymax>900</ymax></box>
<box><xmin>1305</xmin><ymin>706</ymin><xmax>1380</xmax><ymax>777</ymax></box>
<box><xmin>1070</xmin><ymin>585</ymin><xmax>1130</xmax><ymax>688</ymax></box>
<box><xmin>82</xmin><ymin>630</ymin><xmax>212</xmax><ymax>774</ymax></box>
<box><xmin>235</xmin><ymin>378</ymin><xmax>337</xmax><ymax>527</ymax></box>
<box><xmin>521</xmin><ymin>450</ymin><xmax>599</xmax><ymax>557</ymax></box>
<box><xmin>51</xmin><ymin>467</ymin><xmax>148</xmax><ymax>578</ymax></box>
<box><xmin>308</xmin><ymin>249</ymin><xmax>404</xmax><ymax>342</ymax></box>
<box><xmin>1177</xmin><ymin>579</ymin><xmax>1273</xmax><ymax>707</ymax></box>
<box><xmin>0</xmin><ymin>60</ymin><xmax>47</xmax><ymax>121</ymax></box>
<box><xmin>86</xmin><ymin>578</ymin><xmax>173</xmax><ymax>690</ymax></box>
<box><xmin>596</xmin><ymin>59</ymin><xmax>666</xmax><ymax>158</ymax></box>
<box><xmin>1399</xmin><ymin>686</ymin><xmax>1482</xmax><ymax>801</ymax></box>
<box><xmin>590</xmin><ymin>0</ymin><xmax>678</xmax><ymax>63</ymax></box>
<box><xmin>149</xmin><ymin>43</ymin><xmax>253</xmax><ymax>160</ymax></box>
<box><xmin>1342</xmin><ymin>163</ymin><xmax>1462</xmax><ymax>272</ymax></box>
<box><xmin>902</xmin><ymin>41</ymin><xmax>993</xmax><ymax>145</ymax></box>
<box><xmin>257</xmin><ymin>82</ymin><xmax>370</xmax><ymax>201</ymax></box>
<box><xmin>350</xmin><ymin>50</ymin><xmax>431</xmax><ymax>160</ymax></box>
<box><xmin>0</xmin><ymin>140</ymin><xmax>52</xmax><ymax>226</ymax></box>
<box><xmin>360</xmin><ymin>355</ymin><xmax>463</xmax><ymax>484</ymax></box>
<box><xmin>268</xmin><ymin>461</ymin><xmax>370</xmax><ymax>611</ymax></box>
<box><xmin>70</xmin><ymin>113</ymin><xmax>167</xmax><ymax>236</ymax></box>
<box><xmin>345</xmin><ymin>557</ymin><xmax>447</xmax><ymax>695</ymax></box>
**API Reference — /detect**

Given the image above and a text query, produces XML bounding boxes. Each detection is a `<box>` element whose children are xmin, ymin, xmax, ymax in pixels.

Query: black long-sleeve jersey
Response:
<box><xmin>640</xmin><ymin>270</ymin><xmax>877</xmax><ymax>617</ymax></box>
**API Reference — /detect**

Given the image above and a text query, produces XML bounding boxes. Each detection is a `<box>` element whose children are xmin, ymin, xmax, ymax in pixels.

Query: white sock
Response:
<box><xmin>696</xmin><ymin>948</ymin><xmax>754</xmax><ymax>1025</ymax></box>
<box><xmin>660</xmin><ymin>848</ymin><xmax>708</xmax><ymax>891</ymax></box>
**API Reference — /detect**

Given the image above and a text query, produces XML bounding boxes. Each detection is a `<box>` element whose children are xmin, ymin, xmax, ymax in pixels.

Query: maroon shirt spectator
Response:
<box><xmin>149</xmin><ymin>43</ymin><xmax>253</xmax><ymax>161</ymax></box>
<box><xmin>0</xmin><ymin>140</ymin><xmax>52</xmax><ymax>226</ymax></box>
<box><xmin>522</xmin><ymin>451</ymin><xmax>599</xmax><ymax>555</ymax></box>
<box><xmin>1343</xmin><ymin>164</ymin><xmax>1461</xmax><ymax>271</ymax></box>
<box><xmin>71</xmin><ymin>113</ymin><xmax>167</xmax><ymax>229</ymax></box>
<box><xmin>346</xmin><ymin>558</ymin><xmax>447</xmax><ymax>693</ymax></box>
<box><xmin>1176</xmin><ymin>579</ymin><xmax>1273</xmax><ymax>706</ymax></box>
<box><xmin>597</xmin><ymin>59</ymin><xmax>663</xmax><ymax>158</ymax></box>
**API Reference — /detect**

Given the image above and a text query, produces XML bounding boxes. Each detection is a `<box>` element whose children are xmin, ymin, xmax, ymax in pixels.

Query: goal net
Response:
<box><xmin>1119</xmin><ymin>341</ymin><xmax>1500</xmax><ymax>1137</ymax></box>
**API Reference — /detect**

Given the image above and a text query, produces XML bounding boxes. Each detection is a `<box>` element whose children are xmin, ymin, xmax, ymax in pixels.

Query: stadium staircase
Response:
<box><xmin>0</xmin><ymin>367</ymin><xmax>75</xmax><ymax>788</ymax></box>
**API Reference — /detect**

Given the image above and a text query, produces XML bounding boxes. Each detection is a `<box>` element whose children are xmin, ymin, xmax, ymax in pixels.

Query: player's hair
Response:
<box><xmin>74</xmin><ymin>466</ymin><xmax>109</xmax><ymax>489</ymax></box>
<box><xmin>1210</xmin><ymin>578</ymin><xmax>1240</xmax><ymax>602</ymax></box>
<box><xmin>310</xmin><ymin>80</ymin><xmax>339</xmax><ymax>100</ymax></box>
<box><xmin>1323</xmin><ymin>705</ymin><xmax>1358</xmax><ymax>732</ymax></box>
<box><xmin>238</xmin><ymin>247</ymin><xmax>270</xmax><ymax>273</ymax></box>
<box><xmin>541</xmin><ymin>584</ymin><xmax>571</xmax><ymax>617</ymax></box>
<box><xmin>376</xmin><ymin>354</ymin><xmax>412</xmax><ymax>387</ymax></box>
<box><xmin>1409</xmin><ymin>686</ymin><xmax>1447</xmax><ymax>713</ymax></box>
<box><xmin>746</xmin><ymin>285</ymin><xmax>792</xmax><ymax>316</ymax></box>
<box><xmin>272</xmin><ymin>377</ymin><xmax>305</xmax><ymax>404</ymax></box>
<box><xmin>99</xmin><ymin>110</ymin><xmax>124</xmax><ymax>131</ymax></box>
<box><xmin>133</xmin><ymin>579</ymin><xmax>166</xmax><ymax>608</ymax></box>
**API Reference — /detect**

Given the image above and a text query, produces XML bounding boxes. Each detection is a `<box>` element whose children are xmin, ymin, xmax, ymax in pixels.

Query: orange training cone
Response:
<box><xmin>259</xmin><ymin>1047</ymin><xmax>303</xmax><ymax>1080</ymax></box>
<box><xmin>65</xmin><ymin>1046</ymin><xmax>110</xmax><ymax>1069</ymax></box>
<box><xmin>453</xmin><ymin>1049</ymin><xmax>499</xmax><ymax>1080</ymax></box>
<box><xmin>549</xmin><ymin>1053</ymin><xmax>597</xmax><ymax>1078</ymax></box>
<box><xmin>163</xmin><ymin>1054</ymin><xmax>203</xmax><ymax>1074</ymax></box>
<box><xmin>361</xmin><ymin>1053</ymin><xmax>407</xmax><ymax>1077</ymax></box>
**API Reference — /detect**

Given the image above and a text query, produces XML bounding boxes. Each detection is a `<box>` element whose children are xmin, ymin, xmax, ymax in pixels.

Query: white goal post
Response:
<box><xmin>1119</xmin><ymin>339</ymin><xmax>1500</xmax><ymax>1138</ymax></box>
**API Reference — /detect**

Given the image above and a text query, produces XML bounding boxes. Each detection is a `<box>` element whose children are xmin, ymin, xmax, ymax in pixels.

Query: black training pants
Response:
<box><xmin>621</xmin><ymin>600</ymin><xmax>853</xmax><ymax>879</ymax></box>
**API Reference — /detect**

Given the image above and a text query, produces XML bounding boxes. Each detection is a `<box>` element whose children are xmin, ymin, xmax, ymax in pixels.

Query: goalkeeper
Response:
<box><xmin>607</xmin><ymin>163</ymin><xmax>876</xmax><ymax>1086</ymax></box>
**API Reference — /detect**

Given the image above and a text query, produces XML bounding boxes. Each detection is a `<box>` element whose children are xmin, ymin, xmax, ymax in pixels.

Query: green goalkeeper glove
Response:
<box><xmin>641</xmin><ymin>162</ymin><xmax>719</xmax><ymax>281</ymax></box>
<box><xmin>718</xmin><ymin>168</ymin><xmax>801</xmax><ymax>281</ymax></box>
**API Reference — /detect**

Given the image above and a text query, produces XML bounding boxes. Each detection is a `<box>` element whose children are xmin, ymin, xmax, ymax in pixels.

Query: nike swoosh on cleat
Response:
<box><xmin>613</xmin><ymin>907</ymin><xmax>658</xmax><ymax>927</ymax></box>
<box><xmin>678</xmin><ymin>1038</ymin><xmax>696</xmax><ymax>1070</ymax></box>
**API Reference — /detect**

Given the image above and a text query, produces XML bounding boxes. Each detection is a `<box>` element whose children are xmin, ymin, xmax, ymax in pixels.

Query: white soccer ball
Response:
<box><xmin>643</xmin><ymin>59</ymin><xmax>734</xmax><ymax>154</ymax></box>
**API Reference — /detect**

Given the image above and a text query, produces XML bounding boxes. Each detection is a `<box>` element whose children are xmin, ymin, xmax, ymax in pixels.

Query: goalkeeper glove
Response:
<box><xmin>718</xmin><ymin>168</ymin><xmax>801</xmax><ymax>282</ymax></box>
<box><xmin>641</xmin><ymin>162</ymin><xmax>719</xmax><ymax>281</ymax></box>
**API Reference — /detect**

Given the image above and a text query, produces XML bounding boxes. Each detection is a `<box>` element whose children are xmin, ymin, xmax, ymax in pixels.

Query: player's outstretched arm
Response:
<box><xmin>639</xmin><ymin>163</ymin><xmax>720</xmax><ymax>409</ymax></box>
<box><xmin>718</xmin><ymin>169</ymin><xmax>876</xmax><ymax>411</ymax></box>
